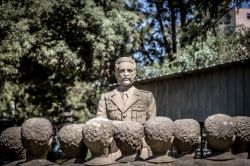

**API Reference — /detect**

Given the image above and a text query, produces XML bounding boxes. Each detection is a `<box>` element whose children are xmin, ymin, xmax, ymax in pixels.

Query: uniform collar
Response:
<box><xmin>110</xmin><ymin>86</ymin><xmax>139</xmax><ymax>113</ymax></box>
<box><xmin>117</xmin><ymin>86</ymin><xmax>135</xmax><ymax>99</ymax></box>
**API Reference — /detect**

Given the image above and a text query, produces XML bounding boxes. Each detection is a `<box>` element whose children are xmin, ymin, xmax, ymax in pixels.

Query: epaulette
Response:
<box><xmin>103</xmin><ymin>90</ymin><xmax>115</xmax><ymax>97</ymax></box>
<box><xmin>134</xmin><ymin>89</ymin><xmax>150</xmax><ymax>97</ymax></box>
<box><xmin>105</xmin><ymin>89</ymin><xmax>120</xmax><ymax>97</ymax></box>
<box><xmin>138</xmin><ymin>89</ymin><xmax>150</xmax><ymax>93</ymax></box>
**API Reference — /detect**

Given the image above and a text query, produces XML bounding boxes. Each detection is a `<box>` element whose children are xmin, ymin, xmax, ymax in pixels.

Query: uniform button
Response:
<box><xmin>123</xmin><ymin>114</ymin><xmax>127</xmax><ymax>118</ymax></box>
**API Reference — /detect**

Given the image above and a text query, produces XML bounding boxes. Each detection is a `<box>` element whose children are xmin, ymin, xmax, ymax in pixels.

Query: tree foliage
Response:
<box><xmin>138</xmin><ymin>27</ymin><xmax>250</xmax><ymax>78</ymax></box>
<box><xmin>1</xmin><ymin>0</ymin><xmax>249</xmax><ymax>125</ymax></box>
<box><xmin>0</xmin><ymin>0</ymin><xmax>139</xmax><ymax>124</ymax></box>
<box><xmin>131</xmin><ymin>0</ymin><xmax>249</xmax><ymax>64</ymax></box>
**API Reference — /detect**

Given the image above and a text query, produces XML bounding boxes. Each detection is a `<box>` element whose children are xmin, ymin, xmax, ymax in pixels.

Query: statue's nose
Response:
<box><xmin>124</xmin><ymin>70</ymin><xmax>129</xmax><ymax>76</ymax></box>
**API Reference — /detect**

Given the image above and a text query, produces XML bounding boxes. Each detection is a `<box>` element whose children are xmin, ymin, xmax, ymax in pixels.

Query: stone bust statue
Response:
<box><xmin>0</xmin><ymin>127</ymin><xmax>25</xmax><ymax>165</ymax></box>
<box><xmin>113</xmin><ymin>121</ymin><xmax>144</xmax><ymax>163</ymax></box>
<box><xmin>96</xmin><ymin>56</ymin><xmax>156</xmax><ymax>125</ymax></box>
<box><xmin>82</xmin><ymin>118</ymin><xmax>117</xmax><ymax>166</ymax></box>
<box><xmin>204</xmin><ymin>114</ymin><xmax>238</xmax><ymax>161</ymax></box>
<box><xmin>58</xmin><ymin>124</ymin><xmax>86</xmax><ymax>164</ymax></box>
<box><xmin>144</xmin><ymin>117</ymin><xmax>176</xmax><ymax>164</ymax></box>
<box><xmin>232</xmin><ymin>116</ymin><xmax>250</xmax><ymax>159</ymax></box>
<box><xmin>173</xmin><ymin>119</ymin><xmax>200</xmax><ymax>158</ymax></box>
<box><xmin>195</xmin><ymin>114</ymin><xmax>250</xmax><ymax>166</ymax></box>
<box><xmin>19</xmin><ymin>117</ymin><xmax>55</xmax><ymax>166</ymax></box>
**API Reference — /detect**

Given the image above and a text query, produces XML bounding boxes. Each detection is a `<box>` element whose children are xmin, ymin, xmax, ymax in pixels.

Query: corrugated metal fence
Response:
<box><xmin>134</xmin><ymin>59</ymin><xmax>250</xmax><ymax>122</ymax></box>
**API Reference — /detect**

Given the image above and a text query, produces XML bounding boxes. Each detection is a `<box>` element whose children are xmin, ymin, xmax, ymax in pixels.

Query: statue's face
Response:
<box><xmin>115</xmin><ymin>62</ymin><xmax>136</xmax><ymax>87</ymax></box>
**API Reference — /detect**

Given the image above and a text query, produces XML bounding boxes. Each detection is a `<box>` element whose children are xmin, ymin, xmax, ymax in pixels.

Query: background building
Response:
<box><xmin>221</xmin><ymin>8</ymin><xmax>250</xmax><ymax>32</ymax></box>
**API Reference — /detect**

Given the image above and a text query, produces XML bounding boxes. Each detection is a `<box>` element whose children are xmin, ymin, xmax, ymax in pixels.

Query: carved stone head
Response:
<box><xmin>0</xmin><ymin>127</ymin><xmax>25</xmax><ymax>162</ymax></box>
<box><xmin>82</xmin><ymin>118</ymin><xmax>114</xmax><ymax>157</ymax></box>
<box><xmin>113</xmin><ymin>121</ymin><xmax>143</xmax><ymax>156</ymax></box>
<box><xmin>58</xmin><ymin>124</ymin><xmax>86</xmax><ymax>159</ymax></box>
<box><xmin>173</xmin><ymin>119</ymin><xmax>200</xmax><ymax>154</ymax></box>
<box><xmin>145</xmin><ymin>117</ymin><xmax>174</xmax><ymax>156</ymax></box>
<box><xmin>115</xmin><ymin>57</ymin><xmax>136</xmax><ymax>87</ymax></box>
<box><xmin>204</xmin><ymin>114</ymin><xmax>235</xmax><ymax>151</ymax></box>
<box><xmin>232</xmin><ymin>116</ymin><xmax>250</xmax><ymax>153</ymax></box>
<box><xmin>21</xmin><ymin>117</ymin><xmax>53</xmax><ymax>159</ymax></box>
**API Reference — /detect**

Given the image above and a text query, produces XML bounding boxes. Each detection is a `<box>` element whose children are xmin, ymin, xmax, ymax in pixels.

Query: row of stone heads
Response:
<box><xmin>0</xmin><ymin>113</ymin><xmax>250</xmax><ymax>165</ymax></box>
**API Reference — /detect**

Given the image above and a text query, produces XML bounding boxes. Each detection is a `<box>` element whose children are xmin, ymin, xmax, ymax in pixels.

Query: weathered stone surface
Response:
<box><xmin>114</xmin><ymin>121</ymin><xmax>143</xmax><ymax>156</ymax></box>
<box><xmin>233</xmin><ymin>116</ymin><xmax>250</xmax><ymax>143</ymax></box>
<box><xmin>82</xmin><ymin>118</ymin><xmax>116</xmax><ymax>165</ymax></box>
<box><xmin>82</xmin><ymin>118</ymin><xmax>114</xmax><ymax>157</ymax></box>
<box><xmin>58</xmin><ymin>124</ymin><xmax>85</xmax><ymax>159</ymax></box>
<box><xmin>173</xmin><ymin>119</ymin><xmax>200</xmax><ymax>154</ymax></box>
<box><xmin>0</xmin><ymin>127</ymin><xmax>25</xmax><ymax>162</ymax></box>
<box><xmin>146</xmin><ymin>155</ymin><xmax>176</xmax><ymax>164</ymax></box>
<box><xmin>16</xmin><ymin>159</ymin><xmax>57</xmax><ymax>166</ymax></box>
<box><xmin>84</xmin><ymin>157</ymin><xmax>119</xmax><ymax>166</ymax></box>
<box><xmin>145</xmin><ymin>117</ymin><xmax>174</xmax><ymax>155</ymax></box>
<box><xmin>173</xmin><ymin>159</ymin><xmax>201</xmax><ymax>166</ymax></box>
<box><xmin>232</xmin><ymin>116</ymin><xmax>250</xmax><ymax>157</ymax></box>
<box><xmin>204</xmin><ymin>114</ymin><xmax>234</xmax><ymax>151</ymax></box>
<box><xmin>198</xmin><ymin>158</ymin><xmax>250</xmax><ymax>166</ymax></box>
<box><xmin>62</xmin><ymin>158</ymin><xmax>86</xmax><ymax>165</ymax></box>
<box><xmin>21</xmin><ymin>117</ymin><xmax>53</xmax><ymax>158</ymax></box>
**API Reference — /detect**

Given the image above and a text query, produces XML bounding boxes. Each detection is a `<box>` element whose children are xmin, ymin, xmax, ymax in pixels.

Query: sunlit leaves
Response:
<box><xmin>0</xmin><ymin>0</ymin><xmax>139</xmax><ymax>123</ymax></box>
<box><xmin>138</xmin><ymin>28</ymin><xmax>250</xmax><ymax>79</ymax></box>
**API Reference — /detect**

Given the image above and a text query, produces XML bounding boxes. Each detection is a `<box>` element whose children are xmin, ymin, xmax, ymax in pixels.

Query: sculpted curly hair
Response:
<box><xmin>0</xmin><ymin>127</ymin><xmax>25</xmax><ymax>161</ymax></box>
<box><xmin>58</xmin><ymin>124</ymin><xmax>85</xmax><ymax>158</ymax></box>
<box><xmin>173</xmin><ymin>119</ymin><xmax>200</xmax><ymax>154</ymax></box>
<box><xmin>145</xmin><ymin>117</ymin><xmax>174</xmax><ymax>155</ymax></box>
<box><xmin>21</xmin><ymin>118</ymin><xmax>53</xmax><ymax>157</ymax></box>
<box><xmin>233</xmin><ymin>116</ymin><xmax>250</xmax><ymax>143</ymax></box>
<box><xmin>82</xmin><ymin>118</ymin><xmax>114</xmax><ymax>157</ymax></box>
<box><xmin>113</xmin><ymin>121</ymin><xmax>143</xmax><ymax>155</ymax></box>
<box><xmin>204</xmin><ymin>114</ymin><xmax>234</xmax><ymax>151</ymax></box>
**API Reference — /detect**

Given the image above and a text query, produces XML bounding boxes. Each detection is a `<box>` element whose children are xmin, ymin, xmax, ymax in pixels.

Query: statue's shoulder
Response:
<box><xmin>135</xmin><ymin>88</ymin><xmax>152</xmax><ymax>96</ymax></box>
<box><xmin>137</xmin><ymin>89</ymin><xmax>150</xmax><ymax>93</ymax></box>
<box><xmin>102</xmin><ymin>89</ymin><xmax>117</xmax><ymax>98</ymax></box>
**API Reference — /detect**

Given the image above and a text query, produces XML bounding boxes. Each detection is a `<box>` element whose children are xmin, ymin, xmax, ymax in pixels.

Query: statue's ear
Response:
<box><xmin>115</xmin><ymin>71</ymin><xmax>119</xmax><ymax>80</ymax></box>
<box><xmin>109</xmin><ymin>137</ymin><xmax>113</xmax><ymax>144</ymax></box>
<box><xmin>133</xmin><ymin>69</ymin><xmax>137</xmax><ymax>78</ymax></box>
<box><xmin>114</xmin><ymin>68</ymin><xmax>120</xmax><ymax>80</ymax></box>
<box><xmin>171</xmin><ymin>136</ymin><xmax>174</xmax><ymax>144</ymax></box>
<box><xmin>232</xmin><ymin>135</ymin><xmax>236</xmax><ymax>142</ymax></box>
<box><xmin>49</xmin><ymin>138</ymin><xmax>53</xmax><ymax>146</ymax></box>
<box><xmin>108</xmin><ymin>137</ymin><xmax>119</xmax><ymax>154</ymax></box>
<box><xmin>198</xmin><ymin>136</ymin><xmax>201</xmax><ymax>144</ymax></box>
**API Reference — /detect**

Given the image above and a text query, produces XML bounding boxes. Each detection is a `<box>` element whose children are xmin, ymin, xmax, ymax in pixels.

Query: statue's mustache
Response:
<box><xmin>122</xmin><ymin>77</ymin><xmax>131</xmax><ymax>80</ymax></box>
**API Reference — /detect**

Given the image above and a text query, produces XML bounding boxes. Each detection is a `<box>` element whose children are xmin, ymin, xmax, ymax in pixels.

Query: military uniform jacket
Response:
<box><xmin>96</xmin><ymin>86</ymin><xmax>156</xmax><ymax>125</ymax></box>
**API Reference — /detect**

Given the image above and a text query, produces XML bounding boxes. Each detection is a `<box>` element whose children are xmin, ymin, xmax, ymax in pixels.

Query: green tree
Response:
<box><xmin>130</xmin><ymin>0</ymin><xmax>249</xmax><ymax>63</ymax></box>
<box><xmin>0</xmin><ymin>0</ymin><xmax>139</xmax><ymax>124</ymax></box>
<box><xmin>138</xmin><ymin>27</ymin><xmax>250</xmax><ymax>78</ymax></box>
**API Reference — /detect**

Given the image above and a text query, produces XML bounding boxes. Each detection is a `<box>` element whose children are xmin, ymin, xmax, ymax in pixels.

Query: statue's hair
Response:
<box><xmin>82</xmin><ymin>118</ymin><xmax>114</xmax><ymax>157</ymax></box>
<box><xmin>233</xmin><ymin>116</ymin><xmax>250</xmax><ymax>143</ymax></box>
<box><xmin>145</xmin><ymin>117</ymin><xmax>174</xmax><ymax>155</ymax></box>
<box><xmin>173</xmin><ymin>119</ymin><xmax>200</xmax><ymax>153</ymax></box>
<box><xmin>58</xmin><ymin>124</ymin><xmax>85</xmax><ymax>158</ymax></box>
<box><xmin>204</xmin><ymin>114</ymin><xmax>235</xmax><ymax>151</ymax></box>
<box><xmin>0</xmin><ymin>127</ymin><xmax>25</xmax><ymax>161</ymax></box>
<box><xmin>113</xmin><ymin>121</ymin><xmax>143</xmax><ymax>155</ymax></box>
<box><xmin>115</xmin><ymin>57</ymin><xmax>136</xmax><ymax>72</ymax></box>
<box><xmin>21</xmin><ymin>117</ymin><xmax>53</xmax><ymax>157</ymax></box>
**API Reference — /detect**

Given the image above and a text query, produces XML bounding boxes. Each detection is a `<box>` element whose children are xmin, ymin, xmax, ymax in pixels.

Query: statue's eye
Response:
<box><xmin>119</xmin><ymin>69</ymin><xmax>125</xmax><ymax>73</ymax></box>
<box><xmin>127</xmin><ymin>69</ymin><xmax>133</xmax><ymax>72</ymax></box>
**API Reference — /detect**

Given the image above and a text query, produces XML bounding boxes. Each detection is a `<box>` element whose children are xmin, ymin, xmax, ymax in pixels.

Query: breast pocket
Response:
<box><xmin>133</xmin><ymin>105</ymin><xmax>146</xmax><ymax>112</ymax></box>
<box><xmin>107</xmin><ymin>103</ymin><xmax>120</xmax><ymax>120</ymax></box>
<box><xmin>132</xmin><ymin>104</ymin><xmax>147</xmax><ymax>124</ymax></box>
